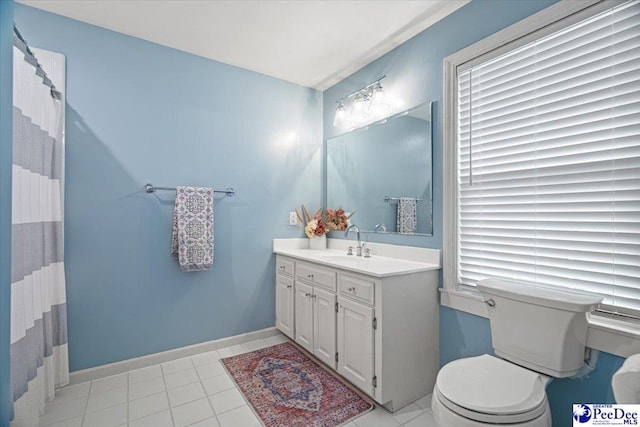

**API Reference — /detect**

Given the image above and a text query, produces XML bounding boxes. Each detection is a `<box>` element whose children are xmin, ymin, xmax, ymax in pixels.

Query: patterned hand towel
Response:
<box><xmin>171</xmin><ymin>186</ymin><xmax>214</xmax><ymax>272</ymax></box>
<box><xmin>397</xmin><ymin>197</ymin><xmax>417</xmax><ymax>234</ymax></box>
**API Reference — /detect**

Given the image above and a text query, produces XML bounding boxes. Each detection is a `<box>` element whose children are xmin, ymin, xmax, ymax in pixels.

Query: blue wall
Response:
<box><xmin>325</xmin><ymin>1</ymin><xmax>626</xmax><ymax>425</ymax></box>
<box><xmin>15</xmin><ymin>4</ymin><xmax>322</xmax><ymax>371</ymax></box>
<box><xmin>1</xmin><ymin>1</ymin><xmax>14</xmax><ymax>423</ymax></box>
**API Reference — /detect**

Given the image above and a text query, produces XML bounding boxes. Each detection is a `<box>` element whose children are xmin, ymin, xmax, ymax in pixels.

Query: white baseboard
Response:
<box><xmin>69</xmin><ymin>327</ymin><xmax>281</xmax><ymax>385</ymax></box>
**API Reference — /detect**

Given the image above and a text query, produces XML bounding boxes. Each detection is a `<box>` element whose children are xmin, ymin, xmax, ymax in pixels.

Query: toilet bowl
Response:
<box><xmin>431</xmin><ymin>355</ymin><xmax>552</xmax><ymax>426</ymax></box>
<box><xmin>612</xmin><ymin>353</ymin><xmax>640</xmax><ymax>403</ymax></box>
<box><xmin>432</xmin><ymin>278</ymin><xmax>602</xmax><ymax>427</ymax></box>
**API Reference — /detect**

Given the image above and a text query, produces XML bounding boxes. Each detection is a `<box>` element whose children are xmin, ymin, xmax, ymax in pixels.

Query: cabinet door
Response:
<box><xmin>294</xmin><ymin>282</ymin><xmax>314</xmax><ymax>353</ymax></box>
<box><xmin>337</xmin><ymin>296</ymin><xmax>374</xmax><ymax>396</ymax></box>
<box><xmin>313</xmin><ymin>287</ymin><xmax>337</xmax><ymax>369</ymax></box>
<box><xmin>275</xmin><ymin>275</ymin><xmax>294</xmax><ymax>339</ymax></box>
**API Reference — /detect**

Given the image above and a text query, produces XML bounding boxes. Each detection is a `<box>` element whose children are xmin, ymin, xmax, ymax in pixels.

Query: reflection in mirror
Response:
<box><xmin>326</xmin><ymin>101</ymin><xmax>433</xmax><ymax>236</ymax></box>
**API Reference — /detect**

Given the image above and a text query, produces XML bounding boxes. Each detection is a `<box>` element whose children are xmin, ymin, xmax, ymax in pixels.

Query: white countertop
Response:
<box><xmin>273</xmin><ymin>238</ymin><xmax>441</xmax><ymax>278</ymax></box>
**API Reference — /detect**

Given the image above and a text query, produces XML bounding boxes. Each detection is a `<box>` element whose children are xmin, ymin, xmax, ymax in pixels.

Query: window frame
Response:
<box><xmin>441</xmin><ymin>0</ymin><xmax>640</xmax><ymax>358</ymax></box>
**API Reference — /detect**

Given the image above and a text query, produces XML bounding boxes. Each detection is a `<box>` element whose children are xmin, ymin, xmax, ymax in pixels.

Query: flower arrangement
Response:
<box><xmin>295</xmin><ymin>205</ymin><xmax>355</xmax><ymax>238</ymax></box>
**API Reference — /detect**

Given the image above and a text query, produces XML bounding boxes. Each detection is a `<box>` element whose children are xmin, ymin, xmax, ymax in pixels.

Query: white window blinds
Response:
<box><xmin>456</xmin><ymin>0</ymin><xmax>640</xmax><ymax>316</ymax></box>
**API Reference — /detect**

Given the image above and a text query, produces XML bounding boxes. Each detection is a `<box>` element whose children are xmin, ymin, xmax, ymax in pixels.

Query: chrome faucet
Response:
<box><xmin>374</xmin><ymin>223</ymin><xmax>387</xmax><ymax>233</ymax></box>
<box><xmin>345</xmin><ymin>224</ymin><xmax>363</xmax><ymax>256</ymax></box>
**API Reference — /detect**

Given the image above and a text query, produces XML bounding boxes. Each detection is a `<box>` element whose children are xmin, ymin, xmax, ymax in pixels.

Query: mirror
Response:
<box><xmin>326</xmin><ymin>102</ymin><xmax>433</xmax><ymax>236</ymax></box>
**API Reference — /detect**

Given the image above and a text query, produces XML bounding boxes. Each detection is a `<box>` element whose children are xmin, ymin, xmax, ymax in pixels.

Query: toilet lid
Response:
<box><xmin>436</xmin><ymin>354</ymin><xmax>547</xmax><ymax>422</ymax></box>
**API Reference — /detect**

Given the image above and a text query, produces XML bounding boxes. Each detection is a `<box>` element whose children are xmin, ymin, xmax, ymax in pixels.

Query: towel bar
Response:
<box><xmin>384</xmin><ymin>196</ymin><xmax>423</xmax><ymax>203</ymax></box>
<box><xmin>144</xmin><ymin>183</ymin><xmax>235</xmax><ymax>197</ymax></box>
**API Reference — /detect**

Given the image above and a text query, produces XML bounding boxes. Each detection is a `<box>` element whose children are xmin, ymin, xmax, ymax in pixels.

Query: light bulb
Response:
<box><xmin>349</xmin><ymin>93</ymin><xmax>369</xmax><ymax>124</ymax></box>
<box><xmin>333</xmin><ymin>102</ymin><xmax>348</xmax><ymax>128</ymax></box>
<box><xmin>368</xmin><ymin>82</ymin><xmax>390</xmax><ymax>115</ymax></box>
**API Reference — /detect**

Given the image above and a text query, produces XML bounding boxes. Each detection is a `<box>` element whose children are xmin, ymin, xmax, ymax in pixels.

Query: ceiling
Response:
<box><xmin>17</xmin><ymin>0</ymin><xmax>469</xmax><ymax>91</ymax></box>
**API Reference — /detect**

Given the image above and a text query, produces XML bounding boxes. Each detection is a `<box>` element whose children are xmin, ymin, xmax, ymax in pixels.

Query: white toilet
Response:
<box><xmin>432</xmin><ymin>278</ymin><xmax>602</xmax><ymax>427</ymax></box>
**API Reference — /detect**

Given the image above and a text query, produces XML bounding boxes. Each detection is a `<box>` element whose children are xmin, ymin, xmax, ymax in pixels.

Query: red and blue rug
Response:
<box><xmin>221</xmin><ymin>342</ymin><xmax>373</xmax><ymax>427</ymax></box>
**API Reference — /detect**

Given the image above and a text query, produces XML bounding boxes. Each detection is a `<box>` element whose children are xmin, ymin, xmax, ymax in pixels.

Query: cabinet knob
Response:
<box><xmin>348</xmin><ymin>287</ymin><xmax>355</xmax><ymax>292</ymax></box>
<box><xmin>305</xmin><ymin>292</ymin><xmax>311</xmax><ymax>297</ymax></box>
<box><xmin>279</xmin><ymin>265</ymin><xmax>285</xmax><ymax>270</ymax></box>
<box><xmin>286</xmin><ymin>285</ymin><xmax>292</xmax><ymax>289</ymax></box>
<box><xmin>307</xmin><ymin>274</ymin><xmax>314</xmax><ymax>280</ymax></box>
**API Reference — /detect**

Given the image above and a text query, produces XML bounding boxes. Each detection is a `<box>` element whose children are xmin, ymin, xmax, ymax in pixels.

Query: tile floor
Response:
<box><xmin>39</xmin><ymin>334</ymin><xmax>437</xmax><ymax>427</ymax></box>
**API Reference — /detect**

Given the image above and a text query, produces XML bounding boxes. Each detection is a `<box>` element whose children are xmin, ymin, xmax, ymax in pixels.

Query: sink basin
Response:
<box><xmin>319</xmin><ymin>254</ymin><xmax>363</xmax><ymax>261</ymax></box>
<box><xmin>317</xmin><ymin>252</ymin><xmax>424</xmax><ymax>273</ymax></box>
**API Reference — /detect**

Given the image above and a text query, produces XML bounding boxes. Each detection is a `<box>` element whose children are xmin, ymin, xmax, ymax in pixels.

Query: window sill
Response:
<box><xmin>439</xmin><ymin>288</ymin><xmax>640</xmax><ymax>359</ymax></box>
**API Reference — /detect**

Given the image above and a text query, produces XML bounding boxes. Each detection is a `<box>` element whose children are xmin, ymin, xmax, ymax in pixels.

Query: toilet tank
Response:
<box><xmin>477</xmin><ymin>278</ymin><xmax>602</xmax><ymax>378</ymax></box>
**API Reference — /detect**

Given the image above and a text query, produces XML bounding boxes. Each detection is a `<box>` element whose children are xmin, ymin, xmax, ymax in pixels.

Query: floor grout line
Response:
<box><xmin>79</xmin><ymin>381</ymin><xmax>92</xmax><ymax>427</ymax></box>
<box><xmin>159</xmin><ymin>364</ymin><xmax>177</xmax><ymax>427</ymax></box>
<box><xmin>193</xmin><ymin>353</ymin><xmax>224</xmax><ymax>427</ymax></box>
<box><xmin>125</xmin><ymin>372</ymin><xmax>130</xmax><ymax>427</ymax></box>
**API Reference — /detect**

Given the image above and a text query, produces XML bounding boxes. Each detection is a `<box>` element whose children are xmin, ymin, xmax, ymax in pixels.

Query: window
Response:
<box><xmin>444</xmin><ymin>0</ymin><xmax>640</xmax><ymax>318</ymax></box>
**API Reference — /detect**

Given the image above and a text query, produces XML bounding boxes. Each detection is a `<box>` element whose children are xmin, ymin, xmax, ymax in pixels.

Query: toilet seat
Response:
<box><xmin>435</xmin><ymin>354</ymin><xmax>548</xmax><ymax>424</ymax></box>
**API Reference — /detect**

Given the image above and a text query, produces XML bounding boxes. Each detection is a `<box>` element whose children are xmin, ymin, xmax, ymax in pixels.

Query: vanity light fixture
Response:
<box><xmin>333</xmin><ymin>76</ymin><xmax>389</xmax><ymax>129</ymax></box>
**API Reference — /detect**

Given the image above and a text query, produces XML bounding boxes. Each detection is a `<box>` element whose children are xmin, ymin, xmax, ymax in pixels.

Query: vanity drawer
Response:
<box><xmin>276</xmin><ymin>256</ymin><xmax>295</xmax><ymax>277</ymax></box>
<box><xmin>339</xmin><ymin>274</ymin><xmax>375</xmax><ymax>305</ymax></box>
<box><xmin>296</xmin><ymin>262</ymin><xmax>336</xmax><ymax>292</ymax></box>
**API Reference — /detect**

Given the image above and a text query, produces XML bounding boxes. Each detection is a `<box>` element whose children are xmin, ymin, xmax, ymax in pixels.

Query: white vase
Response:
<box><xmin>309</xmin><ymin>234</ymin><xmax>327</xmax><ymax>250</ymax></box>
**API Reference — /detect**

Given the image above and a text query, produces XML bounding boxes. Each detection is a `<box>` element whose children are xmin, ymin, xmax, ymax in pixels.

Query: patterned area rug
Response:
<box><xmin>221</xmin><ymin>342</ymin><xmax>373</xmax><ymax>427</ymax></box>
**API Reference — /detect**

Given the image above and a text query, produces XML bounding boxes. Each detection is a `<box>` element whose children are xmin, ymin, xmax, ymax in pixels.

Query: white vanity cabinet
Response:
<box><xmin>275</xmin><ymin>256</ymin><xmax>295</xmax><ymax>339</ymax></box>
<box><xmin>293</xmin><ymin>261</ymin><xmax>338</xmax><ymax>369</ymax></box>
<box><xmin>295</xmin><ymin>285</ymin><xmax>338</xmax><ymax>369</ymax></box>
<box><xmin>274</xmin><ymin>251</ymin><xmax>439</xmax><ymax>412</ymax></box>
<box><xmin>294</xmin><ymin>281</ymin><xmax>314</xmax><ymax>352</ymax></box>
<box><xmin>337</xmin><ymin>292</ymin><xmax>375</xmax><ymax>395</ymax></box>
<box><xmin>313</xmin><ymin>286</ymin><xmax>337</xmax><ymax>368</ymax></box>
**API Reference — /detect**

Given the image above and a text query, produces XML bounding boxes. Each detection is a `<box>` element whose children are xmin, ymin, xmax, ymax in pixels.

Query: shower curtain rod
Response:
<box><xmin>13</xmin><ymin>23</ymin><xmax>61</xmax><ymax>99</ymax></box>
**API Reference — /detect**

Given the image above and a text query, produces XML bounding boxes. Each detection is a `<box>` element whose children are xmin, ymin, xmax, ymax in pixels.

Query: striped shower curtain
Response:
<box><xmin>11</xmin><ymin>34</ymin><xmax>68</xmax><ymax>425</ymax></box>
